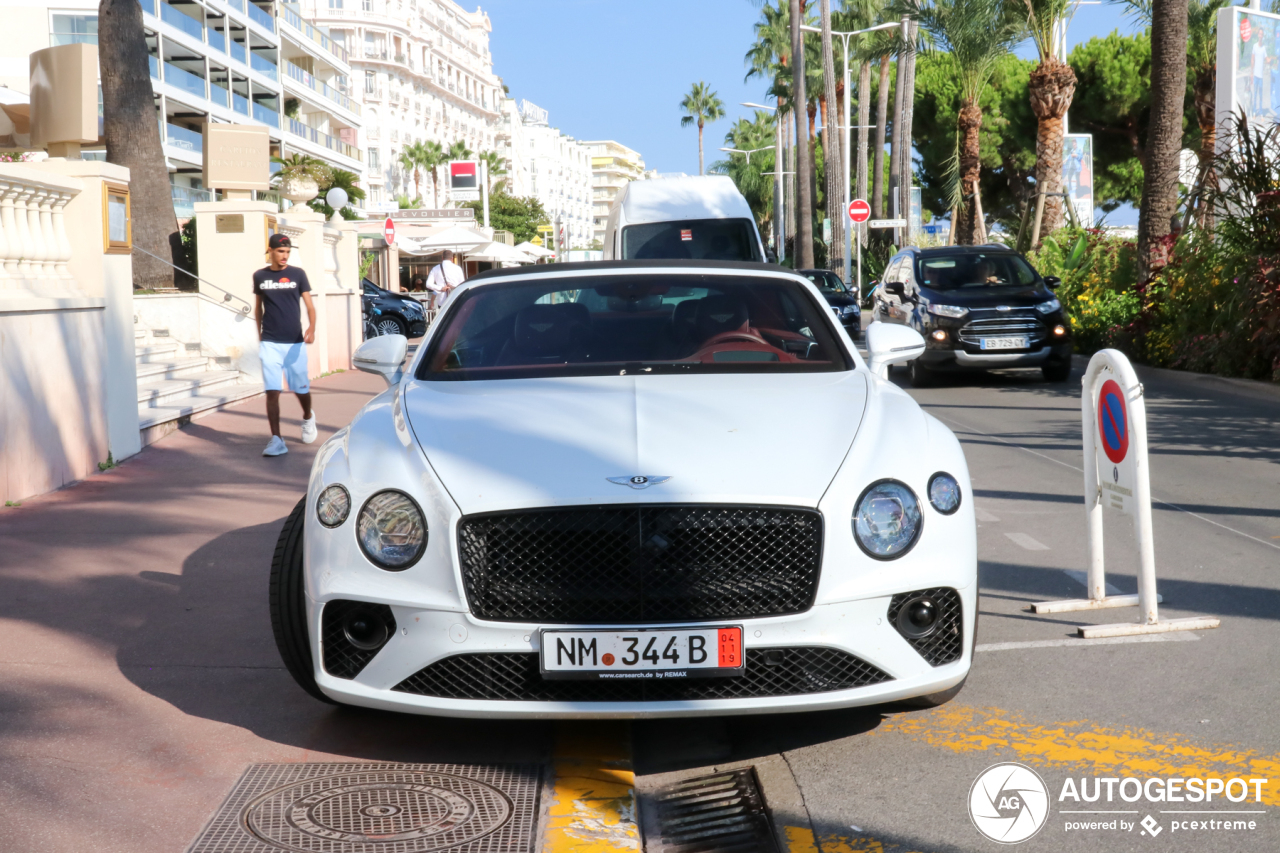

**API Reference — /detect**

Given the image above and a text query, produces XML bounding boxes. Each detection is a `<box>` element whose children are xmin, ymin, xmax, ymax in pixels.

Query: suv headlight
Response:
<box><xmin>1035</xmin><ymin>297</ymin><xmax>1062</xmax><ymax>314</ymax></box>
<box><xmin>357</xmin><ymin>490</ymin><xmax>427</xmax><ymax>570</ymax></box>
<box><xmin>927</xmin><ymin>304</ymin><xmax>968</xmax><ymax>318</ymax></box>
<box><xmin>853</xmin><ymin>480</ymin><xmax>923</xmax><ymax>559</ymax></box>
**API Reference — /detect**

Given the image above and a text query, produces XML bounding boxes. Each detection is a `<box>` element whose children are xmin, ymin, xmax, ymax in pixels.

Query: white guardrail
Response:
<box><xmin>1031</xmin><ymin>350</ymin><xmax>1220</xmax><ymax>638</ymax></box>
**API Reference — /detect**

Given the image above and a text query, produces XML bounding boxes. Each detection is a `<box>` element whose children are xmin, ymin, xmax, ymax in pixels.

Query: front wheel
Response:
<box><xmin>908</xmin><ymin>358</ymin><xmax>938</xmax><ymax>388</ymax></box>
<box><xmin>1042</xmin><ymin>360</ymin><xmax>1072</xmax><ymax>382</ymax></box>
<box><xmin>375</xmin><ymin>316</ymin><xmax>407</xmax><ymax>337</ymax></box>
<box><xmin>269</xmin><ymin>497</ymin><xmax>337</xmax><ymax>705</ymax></box>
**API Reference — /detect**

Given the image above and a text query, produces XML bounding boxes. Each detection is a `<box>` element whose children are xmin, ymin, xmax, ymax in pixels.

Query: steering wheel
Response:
<box><xmin>701</xmin><ymin>329</ymin><xmax>770</xmax><ymax>348</ymax></box>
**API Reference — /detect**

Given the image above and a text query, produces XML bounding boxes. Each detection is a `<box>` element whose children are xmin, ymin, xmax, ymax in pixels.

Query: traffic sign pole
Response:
<box><xmin>848</xmin><ymin>200</ymin><xmax>871</xmax><ymax>296</ymax></box>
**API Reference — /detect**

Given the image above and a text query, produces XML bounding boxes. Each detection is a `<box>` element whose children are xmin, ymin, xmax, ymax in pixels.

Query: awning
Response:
<box><xmin>466</xmin><ymin>241</ymin><xmax>535</xmax><ymax>264</ymax></box>
<box><xmin>397</xmin><ymin>224</ymin><xmax>489</xmax><ymax>255</ymax></box>
<box><xmin>514</xmin><ymin>241</ymin><xmax>556</xmax><ymax>258</ymax></box>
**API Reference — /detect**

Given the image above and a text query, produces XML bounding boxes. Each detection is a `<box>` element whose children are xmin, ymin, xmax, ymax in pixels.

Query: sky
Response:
<box><xmin>478</xmin><ymin>0</ymin><xmax>1145</xmax><ymax>219</ymax></box>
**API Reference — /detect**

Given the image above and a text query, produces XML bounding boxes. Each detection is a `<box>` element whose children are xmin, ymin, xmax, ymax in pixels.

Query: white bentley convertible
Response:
<box><xmin>270</xmin><ymin>260</ymin><xmax>977</xmax><ymax>718</ymax></box>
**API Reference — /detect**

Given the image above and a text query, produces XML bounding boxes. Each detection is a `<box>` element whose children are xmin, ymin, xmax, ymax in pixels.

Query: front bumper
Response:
<box><xmin>920</xmin><ymin>341</ymin><xmax>1071</xmax><ymax>370</ymax></box>
<box><xmin>310</xmin><ymin>582</ymin><xmax>976</xmax><ymax>719</ymax></box>
<box><xmin>407</xmin><ymin>318</ymin><xmax>428</xmax><ymax>337</ymax></box>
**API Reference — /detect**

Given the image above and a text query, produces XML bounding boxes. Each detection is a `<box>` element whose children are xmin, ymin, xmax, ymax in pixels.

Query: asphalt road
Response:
<box><xmin>1</xmin><ymin>355</ymin><xmax>1276</xmax><ymax>853</ymax></box>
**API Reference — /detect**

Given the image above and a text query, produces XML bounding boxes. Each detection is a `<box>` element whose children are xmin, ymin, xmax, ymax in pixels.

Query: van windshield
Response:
<box><xmin>621</xmin><ymin>218</ymin><xmax>762</xmax><ymax>262</ymax></box>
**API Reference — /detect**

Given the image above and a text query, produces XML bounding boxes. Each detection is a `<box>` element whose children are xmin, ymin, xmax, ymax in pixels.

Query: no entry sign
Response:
<box><xmin>383</xmin><ymin>217</ymin><xmax>395</xmax><ymax>245</ymax></box>
<box><xmin>1097</xmin><ymin>379</ymin><xmax>1129</xmax><ymax>464</ymax></box>
<box><xmin>848</xmin><ymin>199</ymin><xmax>871</xmax><ymax>223</ymax></box>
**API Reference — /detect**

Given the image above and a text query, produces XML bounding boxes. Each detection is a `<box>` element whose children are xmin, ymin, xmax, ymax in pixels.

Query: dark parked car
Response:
<box><xmin>872</xmin><ymin>245</ymin><xmax>1072</xmax><ymax>386</ymax></box>
<box><xmin>362</xmin><ymin>278</ymin><xmax>427</xmax><ymax>338</ymax></box>
<box><xmin>798</xmin><ymin>268</ymin><xmax>862</xmax><ymax>340</ymax></box>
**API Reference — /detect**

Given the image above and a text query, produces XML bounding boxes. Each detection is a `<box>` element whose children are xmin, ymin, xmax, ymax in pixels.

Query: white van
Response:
<box><xmin>602</xmin><ymin>175</ymin><xmax>772</xmax><ymax>263</ymax></box>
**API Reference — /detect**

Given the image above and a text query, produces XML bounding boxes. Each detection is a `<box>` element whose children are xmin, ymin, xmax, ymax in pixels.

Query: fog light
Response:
<box><xmin>896</xmin><ymin>596</ymin><xmax>939</xmax><ymax>638</ymax></box>
<box><xmin>342</xmin><ymin>607</ymin><xmax>390</xmax><ymax>650</ymax></box>
<box><xmin>1053</xmin><ymin>324</ymin><xmax>1067</xmax><ymax>336</ymax></box>
<box><xmin>931</xmin><ymin>329</ymin><xmax>948</xmax><ymax>342</ymax></box>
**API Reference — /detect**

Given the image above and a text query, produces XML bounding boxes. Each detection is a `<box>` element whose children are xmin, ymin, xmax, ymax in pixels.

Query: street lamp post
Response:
<box><xmin>742</xmin><ymin>102</ymin><xmax>785</xmax><ymax>261</ymax></box>
<box><xmin>801</xmin><ymin>21</ymin><xmax>898</xmax><ymax>288</ymax></box>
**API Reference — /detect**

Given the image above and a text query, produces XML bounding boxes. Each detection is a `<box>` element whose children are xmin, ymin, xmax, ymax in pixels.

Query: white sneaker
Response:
<box><xmin>263</xmin><ymin>435</ymin><xmax>288</xmax><ymax>457</ymax></box>
<box><xmin>301</xmin><ymin>413</ymin><xmax>318</xmax><ymax>445</ymax></box>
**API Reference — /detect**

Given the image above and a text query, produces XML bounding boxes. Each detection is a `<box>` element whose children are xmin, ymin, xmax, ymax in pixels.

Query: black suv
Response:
<box><xmin>798</xmin><ymin>269</ymin><xmax>862</xmax><ymax>340</ymax></box>
<box><xmin>872</xmin><ymin>245</ymin><xmax>1072</xmax><ymax>386</ymax></box>
<box><xmin>362</xmin><ymin>278</ymin><xmax>428</xmax><ymax>338</ymax></box>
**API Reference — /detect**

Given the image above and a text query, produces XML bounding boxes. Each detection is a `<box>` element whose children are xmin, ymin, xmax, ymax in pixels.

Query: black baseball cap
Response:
<box><xmin>268</xmin><ymin>233</ymin><xmax>292</xmax><ymax>249</ymax></box>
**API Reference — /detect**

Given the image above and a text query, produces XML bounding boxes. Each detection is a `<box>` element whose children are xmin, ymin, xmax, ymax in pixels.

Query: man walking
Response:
<box><xmin>426</xmin><ymin>248</ymin><xmax>465</xmax><ymax>309</ymax></box>
<box><xmin>254</xmin><ymin>234</ymin><xmax>317</xmax><ymax>457</ymax></box>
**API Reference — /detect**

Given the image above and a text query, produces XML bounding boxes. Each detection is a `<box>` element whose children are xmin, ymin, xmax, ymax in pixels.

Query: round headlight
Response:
<box><xmin>316</xmin><ymin>484</ymin><xmax>351</xmax><ymax>528</ymax></box>
<box><xmin>853</xmin><ymin>480</ymin><xmax>923</xmax><ymax>559</ymax></box>
<box><xmin>928</xmin><ymin>472</ymin><xmax>962</xmax><ymax>515</ymax></box>
<box><xmin>357</xmin><ymin>490</ymin><xmax>427</xmax><ymax>570</ymax></box>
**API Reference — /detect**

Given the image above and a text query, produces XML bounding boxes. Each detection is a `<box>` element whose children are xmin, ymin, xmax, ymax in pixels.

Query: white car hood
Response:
<box><xmin>402</xmin><ymin>371</ymin><xmax>870</xmax><ymax>515</ymax></box>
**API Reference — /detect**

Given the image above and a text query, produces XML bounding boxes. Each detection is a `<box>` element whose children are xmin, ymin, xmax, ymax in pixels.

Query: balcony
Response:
<box><xmin>225</xmin><ymin>0</ymin><xmax>244</xmax><ymax>10</ymax></box>
<box><xmin>253</xmin><ymin>102</ymin><xmax>279</xmax><ymax>127</ymax></box>
<box><xmin>246</xmin><ymin>2</ymin><xmax>275</xmax><ymax>33</ymax></box>
<box><xmin>233</xmin><ymin>92</ymin><xmax>250</xmax><ymax>115</ymax></box>
<box><xmin>149</xmin><ymin>55</ymin><xmax>159</xmax><ymax>78</ymax></box>
<box><xmin>51</xmin><ymin>33</ymin><xmax>98</xmax><ymax>46</ymax></box>
<box><xmin>165</xmin><ymin>123</ymin><xmax>203</xmax><ymax>153</ymax></box>
<box><xmin>287</xmin><ymin>117</ymin><xmax>362</xmax><ymax>162</ymax></box>
<box><xmin>363</xmin><ymin>47</ymin><xmax>388</xmax><ymax>60</ymax></box>
<box><xmin>284</xmin><ymin>61</ymin><xmax>361</xmax><ymax>116</ymax></box>
<box><xmin>160</xmin><ymin>1</ymin><xmax>204</xmax><ymax>41</ymax></box>
<box><xmin>230</xmin><ymin>40</ymin><xmax>246</xmax><ymax>64</ymax></box>
<box><xmin>210</xmin><ymin>82</ymin><xmax>230</xmax><ymax>108</ymax></box>
<box><xmin>164</xmin><ymin>61</ymin><xmax>207</xmax><ymax>99</ymax></box>
<box><xmin>250</xmin><ymin>52</ymin><xmax>277</xmax><ymax>81</ymax></box>
<box><xmin>172</xmin><ymin>183</ymin><xmax>213</xmax><ymax>218</ymax></box>
<box><xmin>138</xmin><ymin>0</ymin><xmax>156</xmax><ymax>15</ymax></box>
<box><xmin>279</xmin><ymin>3</ymin><xmax>349</xmax><ymax>63</ymax></box>
<box><xmin>208</xmin><ymin>28</ymin><xmax>225</xmax><ymax>53</ymax></box>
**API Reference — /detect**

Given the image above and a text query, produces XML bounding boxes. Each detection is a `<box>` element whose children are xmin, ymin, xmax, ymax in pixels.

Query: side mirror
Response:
<box><xmin>353</xmin><ymin>334</ymin><xmax>408</xmax><ymax>388</ymax></box>
<box><xmin>865</xmin><ymin>322</ymin><xmax>926</xmax><ymax>380</ymax></box>
<box><xmin>765</xmin><ymin>249</ymin><xmax>778</xmax><ymax>264</ymax></box>
<box><xmin>883</xmin><ymin>281</ymin><xmax>905</xmax><ymax>297</ymax></box>
<box><xmin>1043</xmin><ymin>275</ymin><xmax>1062</xmax><ymax>290</ymax></box>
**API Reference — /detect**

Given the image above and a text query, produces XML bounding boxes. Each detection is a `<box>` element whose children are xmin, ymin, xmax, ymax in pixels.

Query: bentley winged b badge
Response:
<box><xmin>607</xmin><ymin>475</ymin><xmax>672</xmax><ymax>490</ymax></box>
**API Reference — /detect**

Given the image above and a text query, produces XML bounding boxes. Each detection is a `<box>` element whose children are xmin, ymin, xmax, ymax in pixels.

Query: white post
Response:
<box><xmin>481</xmin><ymin>159</ymin><xmax>490</xmax><ymax>228</ymax></box>
<box><xmin>842</xmin><ymin>34</ymin><xmax>853</xmax><ymax>286</ymax></box>
<box><xmin>775</xmin><ymin>112</ymin><xmax>785</xmax><ymax>259</ymax></box>
<box><xmin>1081</xmin><ymin>371</ymin><xmax>1106</xmax><ymax>602</ymax></box>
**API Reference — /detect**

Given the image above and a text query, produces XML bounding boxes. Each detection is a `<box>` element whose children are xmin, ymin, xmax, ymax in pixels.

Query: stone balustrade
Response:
<box><xmin>0</xmin><ymin>164</ymin><xmax>82</xmax><ymax>293</ymax></box>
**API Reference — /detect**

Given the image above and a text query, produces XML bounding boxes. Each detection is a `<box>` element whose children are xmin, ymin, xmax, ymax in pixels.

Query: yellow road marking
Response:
<box><xmin>787</xmin><ymin>825</ymin><xmax>897</xmax><ymax>853</ymax></box>
<box><xmin>543</xmin><ymin>722</ymin><xmax>640</xmax><ymax>853</ymax></box>
<box><xmin>876</xmin><ymin>704</ymin><xmax>1280</xmax><ymax>806</ymax></box>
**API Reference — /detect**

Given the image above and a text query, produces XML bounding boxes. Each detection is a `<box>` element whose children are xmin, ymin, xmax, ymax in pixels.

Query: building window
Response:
<box><xmin>362</xmin><ymin>0</ymin><xmax>373</xmax><ymax>10</ymax></box>
<box><xmin>369</xmin><ymin>148</ymin><xmax>380</xmax><ymax>170</ymax></box>
<box><xmin>50</xmin><ymin>13</ymin><xmax>97</xmax><ymax>46</ymax></box>
<box><xmin>365</xmin><ymin>70</ymin><xmax>376</xmax><ymax>93</ymax></box>
<box><xmin>328</xmin><ymin>0</ymin><xmax>343</xmax><ymax>8</ymax></box>
<box><xmin>102</xmin><ymin>182</ymin><xmax>131</xmax><ymax>254</ymax></box>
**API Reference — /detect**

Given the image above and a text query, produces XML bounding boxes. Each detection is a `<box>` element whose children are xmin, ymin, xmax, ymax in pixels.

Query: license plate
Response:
<box><xmin>539</xmin><ymin>626</ymin><xmax>744</xmax><ymax>681</ymax></box>
<box><xmin>980</xmin><ymin>336</ymin><xmax>1028</xmax><ymax>350</ymax></box>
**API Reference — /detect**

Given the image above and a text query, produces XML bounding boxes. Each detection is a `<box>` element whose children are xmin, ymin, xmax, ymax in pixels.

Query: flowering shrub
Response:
<box><xmin>1028</xmin><ymin>230</ymin><xmax>1141</xmax><ymax>353</ymax></box>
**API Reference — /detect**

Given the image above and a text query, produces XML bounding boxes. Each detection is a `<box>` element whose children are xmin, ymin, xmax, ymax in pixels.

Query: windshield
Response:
<box><xmin>621</xmin><ymin>219</ymin><xmax>762</xmax><ymax>262</ymax></box>
<box><xmin>916</xmin><ymin>253</ymin><xmax>1038</xmax><ymax>290</ymax></box>
<box><xmin>417</xmin><ymin>274</ymin><xmax>852</xmax><ymax>381</ymax></box>
<box><xmin>801</xmin><ymin>270</ymin><xmax>847</xmax><ymax>293</ymax></box>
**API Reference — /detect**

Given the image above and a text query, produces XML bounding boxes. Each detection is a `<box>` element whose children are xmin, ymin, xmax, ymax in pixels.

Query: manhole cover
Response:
<box><xmin>188</xmin><ymin>763</ymin><xmax>542</xmax><ymax>853</ymax></box>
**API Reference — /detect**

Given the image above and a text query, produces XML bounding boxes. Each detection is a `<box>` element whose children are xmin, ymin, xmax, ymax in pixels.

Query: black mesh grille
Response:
<box><xmin>887</xmin><ymin>587</ymin><xmax>964</xmax><ymax>666</ymax></box>
<box><xmin>457</xmin><ymin>505</ymin><xmax>823</xmax><ymax>623</ymax></box>
<box><xmin>321</xmin><ymin>600</ymin><xmax>396</xmax><ymax>679</ymax></box>
<box><xmin>392</xmin><ymin>647</ymin><xmax>890</xmax><ymax>701</ymax></box>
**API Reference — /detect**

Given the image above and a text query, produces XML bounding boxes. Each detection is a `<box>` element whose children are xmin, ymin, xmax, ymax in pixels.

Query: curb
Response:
<box><xmin>1070</xmin><ymin>354</ymin><xmax>1280</xmax><ymax>405</ymax></box>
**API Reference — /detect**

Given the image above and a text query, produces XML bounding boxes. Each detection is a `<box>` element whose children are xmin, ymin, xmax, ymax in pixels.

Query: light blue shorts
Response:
<box><xmin>260</xmin><ymin>341</ymin><xmax>310</xmax><ymax>393</ymax></box>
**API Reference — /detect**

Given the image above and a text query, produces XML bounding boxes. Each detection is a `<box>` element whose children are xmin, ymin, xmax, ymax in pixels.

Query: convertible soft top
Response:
<box><xmin>468</xmin><ymin>258</ymin><xmax>791</xmax><ymax>283</ymax></box>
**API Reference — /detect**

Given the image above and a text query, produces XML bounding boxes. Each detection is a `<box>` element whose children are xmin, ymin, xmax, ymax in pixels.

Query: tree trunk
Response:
<box><xmin>808</xmin><ymin>102</ymin><xmax>819</xmax><ymax>229</ymax></box>
<box><xmin>1028</xmin><ymin>56</ymin><xmax>1077</xmax><ymax>236</ymax></box>
<box><xmin>432</xmin><ymin>166</ymin><xmax>440</xmax><ymax>208</ymax></box>
<box><xmin>857</xmin><ymin>60</ymin><xmax>871</xmax><ymax>249</ymax></box>
<box><xmin>899</xmin><ymin>20</ymin><xmax>918</xmax><ymax>245</ymax></box>
<box><xmin>697</xmin><ymin>120</ymin><xmax>705</xmax><ymax>176</ymax></box>
<box><xmin>782</xmin><ymin>100</ymin><xmax>796</xmax><ymax>244</ymax></box>
<box><xmin>99</xmin><ymin>0</ymin><xmax>179</xmax><ymax>290</ymax></box>
<box><xmin>791</xmin><ymin>0</ymin><xmax>814</xmax><ymax>269</ymax></box>
<box><xmin>820</xmin><ymin>0</ymin><xmax>841</xmax><ymax>271</ymax></box>
<box><xmin>1137</xmin><ymin>0</ymin><xmax>1188</xmax><ymax>282</ymax></box>
<box><xmin>955</xmin><ymin>100</ymin><xmax>983</xmax><ymax>245</ymax></box>
<box><xmin>1192</xmin><ymin>64</ymin><xmax>1216</xmax><ymax>229</ymax></box>
<box><xmin>888</xmin><ymin>43</ymin><xmax>906</xmax><ymax>235</ymax></box>
<box><xmin>872</xmin><ymin>57</ymin><xmax>891</xmax><ymax>221</ymax></box>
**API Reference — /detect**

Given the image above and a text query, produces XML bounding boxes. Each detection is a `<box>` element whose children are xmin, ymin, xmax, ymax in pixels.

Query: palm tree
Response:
<box><xmin>788</xmin><ymin>0</ymin><xmax>815</xmax><ymax>268</ymax></box>
<box><xmin>1023</xmin><ymin>0</ymin><xmax>1079</xmax><ymax>237</ymax></box>
<box><xmin>99</xmin><ymin>0</ymin><xmax>180</xmax><ymax>289</ymax></box>
<box><xmin>448</xmin><ymin>140</ymin><xmax>474</xmax><ymax>162</ymax></box>
<box><xmin>710</xmin><ymin>111</ymin><xmax>778</xmax><ymax>231</ymax></box>
<box><xmin>907</xmin><ymin>0</ymin><xmax>1025</xmax><ymax>244</ymax></box>
<box><xmin>818</xmin><ymin>0</ymin><xmax>843</xmax><ymax>269</ymax></box>
<box><xmin>422</xmin><ymin>140</ymin><xmax>446</xmax><ymax>207</ymax></box>
<box><xmin>746</xmin><ymin>1</ymin><xmax>797</xmax><ymax>243</ymax></box>
<box><xmin>1136</xmin><ymin>0</ymin><xmax>1188</xmax><ymax>281</ymax></box>
<box><xmin>398</xmin><ymin>141</ymin><xmax>428</xmax><ymax>201</ymax></box>
<box><xmin>478</xmin><ymin>150</ymin><xmax>508</xmax><ymax>193</ymax></box>
<box><xmin>680</xmin><ymin>81</ymin><xmax>727</xmax><ymax>176</ymax></box>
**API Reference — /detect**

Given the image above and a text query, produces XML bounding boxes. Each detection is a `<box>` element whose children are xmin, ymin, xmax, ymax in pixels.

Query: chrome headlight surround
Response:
<box><xmin>927</xmin><ymin>304</ymin><xmax>968</xmax><ymax>318</ymax></box>
<box><xmin>356</xmin><ymin>490</ymin><xmax>428</xmax><ymax>571</ymax></box>
<box><xmin>927</xmin><ymin>472</ymin><xmax>962</xmax><ymax>515</ymax></box>
<box><xmin>316</xmin><ymin>484</ymin><xmax>351</xmax><ymax>528</ymax></box>
<box><xmin>852</xmin><ymin>479</ymin><xmax>924</xmax><ymax>560</ymax></box>
<box><xmin>1035</xmin><ymin>297</ymin><xmax>1062</xmax><ymax>314</ymax></box>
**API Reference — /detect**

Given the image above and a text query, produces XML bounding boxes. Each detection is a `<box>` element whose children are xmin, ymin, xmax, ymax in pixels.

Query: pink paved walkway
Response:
<box><xmin>0</xmin><ymin>371</ymin><xmax>551</xmax><ymax>853</ymax></box>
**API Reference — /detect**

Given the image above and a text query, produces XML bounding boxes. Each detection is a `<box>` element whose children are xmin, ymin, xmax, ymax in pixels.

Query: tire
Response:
<box><xmin>1042</xmin><ymin>360</ymin><xmax>1072</xmax><ymax>382</ymax></box>
<box><xmin>269</xmin><ymin>497</ymin><xmax>337</xmax><ymax>705</ymax></box>
<box><xmin>908</xmin><ymin>358</ymin><xmax>937</xmax><ymax>388</ymax></box>
<box><xmin>375</xmin><ymin>316</ymin><xmax>407</xmax><ymax>337</ymax></box>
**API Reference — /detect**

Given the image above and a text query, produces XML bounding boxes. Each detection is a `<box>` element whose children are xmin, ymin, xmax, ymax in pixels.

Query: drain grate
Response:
<box><xmin>187</xmin><ymin>763</ymin><xmax>542</xmax><ymax>853</ymax></box>
<box><xmin>649</xmin><ymin>768</ymin><xmax>778</xmax><ymax>853</ymax></box>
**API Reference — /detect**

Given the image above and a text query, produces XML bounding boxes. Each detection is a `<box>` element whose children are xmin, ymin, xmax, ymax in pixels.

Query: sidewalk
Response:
<box><xmin>0</xmin><ymin>370</ymin><xmax>551</xmax><ymax>853</ymax></box>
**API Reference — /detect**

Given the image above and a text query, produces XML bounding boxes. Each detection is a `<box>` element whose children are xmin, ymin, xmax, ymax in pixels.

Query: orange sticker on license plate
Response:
<box><xmin>718</xmin><ymin>627</ymin><xmax>742</xmax><ymax>667</ymax></box>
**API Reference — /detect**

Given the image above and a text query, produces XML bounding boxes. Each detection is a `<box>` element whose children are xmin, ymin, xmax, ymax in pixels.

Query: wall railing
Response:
<box><xmin>0</xmin><ymin>165</ymin><xmax>80</xmax><ymax>290</ymax></box>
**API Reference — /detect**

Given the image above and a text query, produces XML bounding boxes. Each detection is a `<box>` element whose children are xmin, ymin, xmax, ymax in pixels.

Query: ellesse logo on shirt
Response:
<box><xmin>259</xmin><ymin>279</ymin><xmax>297</xmax><ymax>290</ymax></box>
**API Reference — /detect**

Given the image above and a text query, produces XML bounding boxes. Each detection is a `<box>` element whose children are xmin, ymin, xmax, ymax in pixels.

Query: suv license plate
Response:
<box><xmin>539</xmin><ymin>627</ymin><xmax>744</xmax><ymax>681</ymax></box>
<box><xmin>981</xmin><ymin>336</ymin><xmax>1028</xmax><ymax>350</ymax></box>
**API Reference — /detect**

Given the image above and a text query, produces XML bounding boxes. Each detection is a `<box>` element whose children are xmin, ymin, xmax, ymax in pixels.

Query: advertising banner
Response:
<box><xmin>1062</xmin><ymin>134</ymin><xmax>1094</xmax><ymax>229</ymax></box>
<box><xmin>1217</xmin><ymin>6</ymin><xmax>1280</xmax><ymax>134</ymax></box>
<box><xmin>449</xmin><ymin>160</ymin><xmax>480</xmax><ymax>202</ymax></box>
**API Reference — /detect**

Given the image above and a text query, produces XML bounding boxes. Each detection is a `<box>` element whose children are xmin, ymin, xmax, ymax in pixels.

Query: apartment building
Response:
<box><xmin>582</xmin><ymin>139</ymin><xmax>645</xmax><ymax>246</ymax></box>
<box><xmin>297</xmin><ymin>0</ymin><xmax>503</xmax><ymax>210</ymax></box>
<box><xmin>495</xmin><ymin>98</ymin><xmax>592</xmax><ymax>249</ymax></box>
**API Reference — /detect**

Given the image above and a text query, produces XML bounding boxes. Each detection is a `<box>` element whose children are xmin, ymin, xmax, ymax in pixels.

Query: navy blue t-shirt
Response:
<box><xmin>253</xmin><ymin>265</ymin><xmax>312</xmax><ymax>343</ymax></box>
